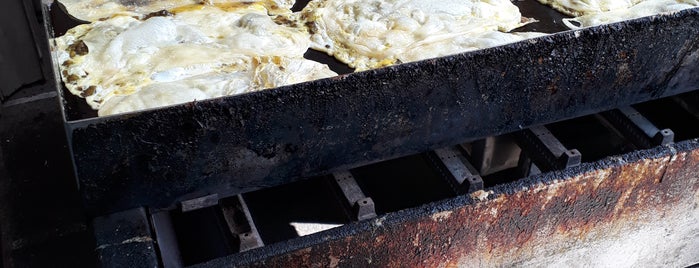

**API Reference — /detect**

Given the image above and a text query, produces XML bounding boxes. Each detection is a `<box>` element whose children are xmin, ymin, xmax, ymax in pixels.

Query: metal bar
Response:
<box><xmin>427</xmin><ymin>146</ymin><xmax>484</xmax><ymax>194</ymax></box>
<box><xmin>514</xmin><ymin>126</ymin><xmax>581</xmax><ymax>172</ymax></box>
<box><xmin>150</xmin><ymin>210</ymin><xmax>184</xmax><ymax>268</ymax></box>
<box><xmin>236</xmin><ymin>196</ymin><xmax>264</xmax><ymax>252</ymax></box>
<box><xmin>600</xmin><ymin>107</ymin><xmax>674</xmax><ymax>148</ymax></box>
<box><xmin>332</xmin><ymin>171</ymin><xmax>377</xmax><ymax>221</ymax></box>
<box><xmin>220</xmin><ymin>195</ymin><xmax>264</xmax><ymax>252</ymax></box>
<box><xmin>181</xmin><ymin>194</ymin><xmax>219</xmax><ymax>212</ymax></box>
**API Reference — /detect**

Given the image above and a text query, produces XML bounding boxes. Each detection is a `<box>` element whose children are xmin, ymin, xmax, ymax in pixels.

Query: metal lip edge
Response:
<box><xmin>40</xmin><ymin>1</ymin><xmax>84</xmax><ymax>189</ymax></box>
<box><xmin>60</xmin><ymin>6</ymin><xmax>699</xmax><ymax>127</ymax></box>
<box><xmin>192</xmin><ymin>138</ymin><xmax>697</xmax><ymax>267</ymax></box>
<box><xmin>41</xmin><ymin>2</ymin><xmax>69</xmax><ymax>120</ymax></box>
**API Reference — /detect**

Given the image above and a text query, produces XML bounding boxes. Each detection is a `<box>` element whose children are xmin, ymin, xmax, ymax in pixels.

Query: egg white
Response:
<box><xmin>301</xmin><ymin>0</ymin><xmax>540</xmax><ymax>71</ymax></box>
<box><xmin>562</xmin><ymin>0</ymin><xmax>699</xmax><ymax>29</ymax></box>
<box><xmin>58</xmin><ymin>0</ymin><xmax>296</xmax><ymax>21</ymax></box>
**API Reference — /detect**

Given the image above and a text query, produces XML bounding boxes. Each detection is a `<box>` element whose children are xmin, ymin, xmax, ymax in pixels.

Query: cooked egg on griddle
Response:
<box><xmin>300</xmin><ymin>0</ymin><xmax>543</xmax><ymax>71</ymax></box>
<box><xmin>57</xmin><ymin>0</ymin><xmax>295</xmax><ymax>21</ymax></box>
<box><xmin>53</xmin><ymin>5</ymin><xmax>336</xmax><ymax>114</ymax></box>
<box><xmin>562</xmin><ymin>0</ymin><xmax>699</xmax><ymax>29</ymax></box>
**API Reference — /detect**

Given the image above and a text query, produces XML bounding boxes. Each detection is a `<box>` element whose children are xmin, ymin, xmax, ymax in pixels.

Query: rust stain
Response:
<box><xmin>470</xmin><ymin>190</ymin><xmax>491</xmax><ymax>201</ymax></box>
<box><xmin>328</xmin><ymin>255</ymin><xmax>339</xmax><ymax>268</ymax></box>
<box><xmin>618</xmin><ymin>51</ymin><xmax>628</xmax><ymax>60</ymax></box>
<box><xmin>614</xmin><ymin>50</ymin><xmax>637</xmax><ymax>86</ymax></box>
<box><xmin>430</xmin><ymin>211</ymin><xmax>453</xmax><ymax>222</ymax></box>
<box><xmin>547</xmin><ymin>82</ymin><xmax>558</xmax><ymax>95</ymax></box>
<box><xmin>547</xmin><ymin>76</ymin><xmax>561</xmax><ymax>94</ymax></box>
<box><xmin>241</xmin><ymin>143</ymin><xmax>699</xmax><ymax>267</ymax></box>
<box><xmin>615</xmin><ymin>62</ymin><xmax>633</xmax><ymax>85</ymax></box>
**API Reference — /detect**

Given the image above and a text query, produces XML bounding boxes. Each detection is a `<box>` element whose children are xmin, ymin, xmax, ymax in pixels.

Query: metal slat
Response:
<box><xmin>332</xmin><ymin>171</ymin><xmax>377</xmax><ymax>221</ymax></box>
<box><xmin>181</xmin><ymin>194</ymin><xmax>219</xmax><ymax>212</ymax></box>
<box><xmin>515</xmin><ymin>126</ymin><xmax>581</xmax><ymax>172</ymax></box>
<box><xmin>150</xmin><ymin>210</ymin><xmax>184</xmax><ymax>268</ymax></box>
<box><xmin>427</xmin><ymin>146</ymin><xmax>484</xmax><ymax>194</ymax></box>
<box><xmin>220</xmin><ymin>195</ymin><xmax>264</xmax><ymax>252</ymax></box>
<box><xmin>220</xmin><ymin>196</ymin><xmax>263</xmax><ymax>251</ymax></box>
<box><xmin>600</xmin><ymin>107</ymin><xmax>674</xmax><ymax>148</ymax></box>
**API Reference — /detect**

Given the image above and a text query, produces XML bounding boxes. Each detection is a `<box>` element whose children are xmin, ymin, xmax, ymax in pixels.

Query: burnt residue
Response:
<box><xmin>66</xmin><ymin>74</ymin><xmax>79</xmax><ymax>83</ymax></box>
<box><xmin>63</xmin><ymin>82</ymin><xmax>99</xmax><ymax>118</ymax></box>
<box><xmin>143</xmin><ymin>10</ymin><xmax>173</xmax><ymax>20</ymax></box>
<box><xmin>67</xmin><ymin>40</ymin><xmax>89</xmax><ymax>57</ymax></box>
<box><xmin>80</xmin><ymin>86</ymin><xmax>97</xmax><ymax>97</ymax></box>
<box><xmin>272</xmin><ymin>15</ymin><xmax>299</xmax><ymax>28</ymax></box>
<box><xmin>196</xmin><ymin>140</ymin><xmax>699</xmax><ymax>267</ymax></box>
<box><xmin>303</xmin><ymin>21</ymin><xmax>318</xmax><ymax>35</ymax></box>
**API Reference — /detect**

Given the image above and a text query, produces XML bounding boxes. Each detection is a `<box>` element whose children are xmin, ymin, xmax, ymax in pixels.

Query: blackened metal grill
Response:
<box><xmin>41</xmin><ymin>1</ymin><xmax>699</xmax><ymax>215</ymax></box>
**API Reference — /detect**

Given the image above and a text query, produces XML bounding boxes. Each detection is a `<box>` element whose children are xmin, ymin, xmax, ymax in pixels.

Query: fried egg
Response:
<box><xmin>300</xmin><ymin>0</ymin><xmax>540</xmax><ymax>71</ymax></box>
<box><xmin>562</xmin><ymin>0</ymin><xmax>699</xmax><ymax>29</ymax></box>
<box><xmin>54</xmin><ymin>6</ymin><xmax>336</xmax><ymax>114</ymax></box>
<box><xmin>98</xmin><ymin>56</ymin><xmax>336</xmax><ymax>116</ymax></box>
<box><xmin>536</xmin><ymin>0</ymin><xmax>644</xmax><ymax>16</ymax></box>
<box><xmin>58</xmin><ymin>0</ymin><xmax>295</xmax><ymax>21</ymax></box>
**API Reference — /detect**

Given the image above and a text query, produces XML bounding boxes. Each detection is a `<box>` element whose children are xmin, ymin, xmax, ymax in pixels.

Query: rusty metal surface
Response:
<box><xmin>198</xmin><ymin>139</ymin><xmax>699</xmax><ymax>267</ymax></box>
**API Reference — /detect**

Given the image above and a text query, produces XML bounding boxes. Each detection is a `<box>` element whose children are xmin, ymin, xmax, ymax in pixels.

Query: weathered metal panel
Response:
<box><xmin>198</xmin><ymin>139</ymin><xmax>699</xmax><ymax>267</ymax></box>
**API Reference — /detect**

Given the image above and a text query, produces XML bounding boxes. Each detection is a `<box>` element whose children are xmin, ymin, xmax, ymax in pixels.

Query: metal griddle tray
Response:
<box><xmin>42</xmin><ymin>0</ymin><xmax>699</xmax><ymax>215</ymax></box>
